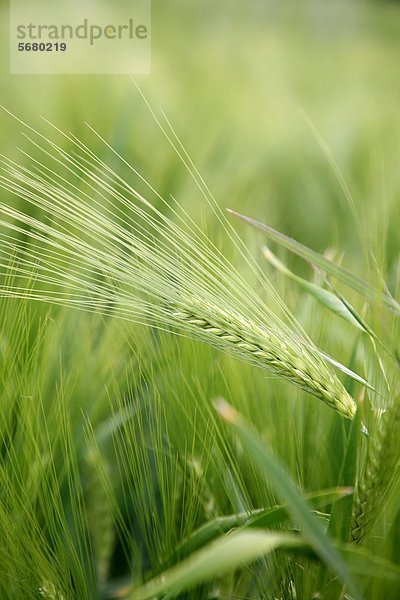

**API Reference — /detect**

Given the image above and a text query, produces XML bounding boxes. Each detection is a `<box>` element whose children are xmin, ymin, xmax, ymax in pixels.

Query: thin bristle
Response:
<box><xmin>0</xmin><ymin>116</ymin><xmax>357</xmax><ymax>420</ymax></box>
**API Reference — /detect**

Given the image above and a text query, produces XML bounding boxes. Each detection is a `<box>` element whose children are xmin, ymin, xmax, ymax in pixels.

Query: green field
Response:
<box><xmin>1</xmin><ymin>1</ymin><xmax>400</xmax><ymax>598</ymax></box>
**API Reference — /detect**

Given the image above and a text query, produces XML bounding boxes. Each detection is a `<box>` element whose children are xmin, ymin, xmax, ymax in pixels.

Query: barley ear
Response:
<box><xmin>351</xmin><ymin>397</ymin><xmax>400</xmax><ymax>543</ymax></box>
<box><xmin>172</xmin><ymin>298</ymin><xmax>356</xmax><ymax>420</ymax></box>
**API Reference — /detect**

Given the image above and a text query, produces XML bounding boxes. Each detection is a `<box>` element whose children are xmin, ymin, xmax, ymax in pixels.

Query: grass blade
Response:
<box><xmin>129</xmin><ymin>530</ymin><xmax>306</xmax><ymax>600</ymax></box>
<box><xmin>262</xmin><ymin>245</ymin><xmax>368</xmax><ymax>333</ymax></box>
<box><xmin>228</xmin><ymin>209</ymin><xmax>400</xmax><ymax>314</ymax></box>
<box><xmin>215</xmin><ymin>398</ymin><xmax>361</xmax><ymax>599</ymax></box>
<box><xmin>174</xmin><ymin>487</ymin><xmax>353</xmax><ymax>561</ymax></box>
<box><xmin>341</xmin><ymin>545</ymin><xmax>400</xmax><ymax>581</ymax></box>
<box><xmin>328</xmin><ymin>408</ymin><xmax>362</xmax><ymax>542</ymax></box>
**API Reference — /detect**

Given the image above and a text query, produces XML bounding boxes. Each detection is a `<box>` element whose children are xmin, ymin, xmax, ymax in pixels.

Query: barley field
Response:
<box><xmin>1</xmin><ymin>1</ymin><xmax>400</xmax><ymax>599</ymax></box>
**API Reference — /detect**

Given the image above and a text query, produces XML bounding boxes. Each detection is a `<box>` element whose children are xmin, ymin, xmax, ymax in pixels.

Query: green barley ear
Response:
<box><xmin>351</xmin><ymin>396</ymin><xmax>400</xmax><ymax>543</ymax></box>
<box><xmin>0</xmin><ymin>114</ymin><xmax>358</xmax><ymax>420</ymax></box>
<box><xmin>38</xmin><ymin>581</ymin><xmax>66</xmax><ymax>600</ymax></box>
<box><xmin>171</xmin><ymin>298</ymin><xmax>356</xmax><ymax>419</ymax></box>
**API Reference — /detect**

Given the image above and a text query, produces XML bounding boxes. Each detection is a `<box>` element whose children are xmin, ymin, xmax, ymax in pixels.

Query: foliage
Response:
<box><xmin>1</xmin><ymin>1</ymin><xmax>400</xmax><ymax>598</ymax></box>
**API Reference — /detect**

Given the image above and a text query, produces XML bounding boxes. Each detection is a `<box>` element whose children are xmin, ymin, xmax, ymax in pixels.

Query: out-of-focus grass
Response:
<box><xmin>1</xmin><ymin>0</ymin><xmax>400</xmax><ymax>260</ymax></box>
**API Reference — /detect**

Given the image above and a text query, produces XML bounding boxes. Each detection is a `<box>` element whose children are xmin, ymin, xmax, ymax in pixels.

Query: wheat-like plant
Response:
<box><xmin>0</xmin><ymin>112</ymin><xmax>357</xmax><ymax>419</ymax></box>
<box><xmin>351</xmin><ymin>397</ymin><xmax>400</xmax><ymax>543</ymax></box>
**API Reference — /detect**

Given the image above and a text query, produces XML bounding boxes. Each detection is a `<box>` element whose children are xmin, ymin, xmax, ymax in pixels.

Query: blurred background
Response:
<box><xmin>1</xmin><ymin>0</ymin><xmax>400</xmax><ymax>264</ymax></box>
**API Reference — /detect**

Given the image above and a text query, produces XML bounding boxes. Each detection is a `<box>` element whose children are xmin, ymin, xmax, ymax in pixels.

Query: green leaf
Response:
<box><xmin>262</xmin><ymin>245</ymin><xmax>368</xmax><ymax>333</ymax></box>
<box><xmin>325</xmin><ymin>279</ymin><xmax>377</xmax><ymax>339</ymax></box>
<box><xmin>214</xmin><ymin>399</ymin><xmax>361</xmax><ymax>599</ymax></box>
<box><xmin>317</xmin><ymin>409</ymin><xmax>362</xmax><ymax>596</ymax></box>
<box><xmin>263</xmin><ymin>244</ymin><xmax>373</xmax><ymax>391</ymax></box>
<box><xmin>319</xmin><ymin>351</ymin><xmax>373</xmax><ymax>391</ymax></box>
<box><xmin>174</xmin><ymin>487</ymin><xmax>353</xmax><ymax>561</ymax></box>
<box><xmin>228</xmin><ymin>209</ymin><xmax>400</xmax><ymax>315</ymax></box>
<box><xmin>340</xmin><ymin>543</ymin><xmax>400</xmax><ymax>581</ymax></box>
<box><xmin>130</xmin><ymin>530</ymin><xmax>306</xmax><ymax>600</ymax></box>
<box><xmin>111</xmin><ymin>532</ymin><xmax>400</xmax><ymax>600</ymax></box>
